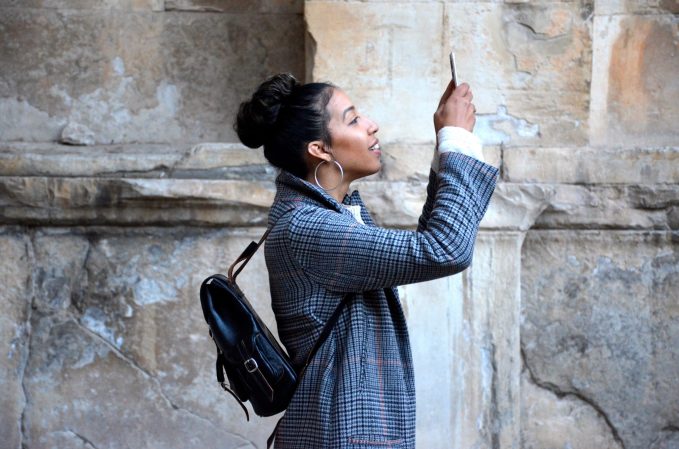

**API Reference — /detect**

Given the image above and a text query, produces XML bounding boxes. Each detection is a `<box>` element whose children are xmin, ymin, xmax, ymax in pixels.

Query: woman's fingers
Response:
<box><xmin>434</xmin><ymin>82</ymin><xmax>477</xmax><ymax>133</ymax></box>
<box><xmin>452</xmin><ymin>82</ymin><xmax>470</xmax><ymax>98</ymax></box>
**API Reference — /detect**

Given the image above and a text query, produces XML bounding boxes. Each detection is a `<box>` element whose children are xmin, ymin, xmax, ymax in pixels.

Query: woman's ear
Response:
<box><xmin>307</xmin><ymin>141</ymin><xmax>332</xmax><ymax>162</ymax></box>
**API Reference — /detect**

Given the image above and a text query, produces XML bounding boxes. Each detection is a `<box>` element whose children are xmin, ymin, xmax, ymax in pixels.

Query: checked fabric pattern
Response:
<box><xmin>264</xmin><ymin>151</ymin><xmax>498</xmax><ymax>448</ymax></box>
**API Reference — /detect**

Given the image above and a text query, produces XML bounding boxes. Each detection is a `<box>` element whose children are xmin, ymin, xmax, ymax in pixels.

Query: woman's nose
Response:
<box><xmin>366</xmin><ymin>117</ymin><xmax>379</xmax><ymax>134</ymax></box>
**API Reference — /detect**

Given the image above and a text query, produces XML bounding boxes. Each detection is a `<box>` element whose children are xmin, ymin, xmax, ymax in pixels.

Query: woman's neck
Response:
<box><xmin>328</xmin><ymin>182</ymin><xmax>350</xmax><ymax>203</ymax></box>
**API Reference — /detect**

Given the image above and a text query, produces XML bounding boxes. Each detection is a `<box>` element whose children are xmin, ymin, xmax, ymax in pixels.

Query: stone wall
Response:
<box><xmin>1</xmin><ymin>1</ymin><xmax>678</xmax><ymax>449</ymax></box>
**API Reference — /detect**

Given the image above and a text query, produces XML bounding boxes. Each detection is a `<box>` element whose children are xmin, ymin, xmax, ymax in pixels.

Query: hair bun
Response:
<box><xmin>235</xmin><ymin>73</ymin><xmax>299</xmax><ymax>148</ymax></box>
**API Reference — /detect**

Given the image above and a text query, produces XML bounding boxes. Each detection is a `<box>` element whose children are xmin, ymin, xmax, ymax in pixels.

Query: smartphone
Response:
<box><xmin>449</xmin><ymin>51</ymin><xmax>458</xmax><ymax>88</ymax></box>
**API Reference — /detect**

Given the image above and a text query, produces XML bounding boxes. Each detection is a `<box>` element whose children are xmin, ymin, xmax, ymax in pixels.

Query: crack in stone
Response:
<box><xmin>649</xmin><ymin>425</ymin><xmax>679</xmax><ymax>448</ymax></box>
<box><xmin>19</xmin><ymin>229</ymin><xmax>37</xmax><ymax>449</ymax></box>
<box><xmin>65</xmin><ymin>429</ymin><xmax>98</xmax><ymax>449</ymax></box>
<box><xmin>70</xmin><ymin>317</ymin><xmax>254</xmax><ymax>447</ymax></box>
<box><xmin>489</xmin><ymin>342</ymin><xmax>500</xmax><ymax>449</ymax></box>
<box><xmin>166</xmin><ymin>145</ymin><xmax>196</xmax><ymax>177</ymax></box>
<box><xmin>520</xmin><ymin>346</ymin><xmax>626</xmax><ymax>449</ymax></box>
<box><xmin>515</xmin><ymin>21</ymin><xmax>569</xmax><ymax>41</ymax></box>
<box><xmin>233</xmin><ymin>444</ymin><xmax>256</xmax><ymax>449</ymax></box>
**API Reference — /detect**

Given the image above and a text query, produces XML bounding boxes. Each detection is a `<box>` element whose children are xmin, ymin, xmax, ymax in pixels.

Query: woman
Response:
<box><xmin>235</xmin><ymin>73</ymin><xmax>498</xmax><ymax>448</ymax></box>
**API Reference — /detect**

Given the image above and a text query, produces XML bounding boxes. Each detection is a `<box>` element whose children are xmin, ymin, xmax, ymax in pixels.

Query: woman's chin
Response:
<box><xmin>359</xmin><ymin>167</ymin><xmax>382</xmax><ymax>180</ymax></box>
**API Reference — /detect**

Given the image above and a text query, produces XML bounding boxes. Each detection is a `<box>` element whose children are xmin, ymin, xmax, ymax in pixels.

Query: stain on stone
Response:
<box><xmin>563</xmin><ymin>278</ymin><xmax>583</xmax><ymax>299</ymax></box>
<box><xmin>608</xmin><ymin>17</ymin><xmax>679</xmax><ymax>135</ymax></box>
<box><xmin>476</xmin><ymin>105</ymin><xmax>540</xmax><ymax>145</ymax></box>
<box><xmin>30</xmin><ymin>319</ymin><xmax>111</xmax><ymax>375</ymax></box>
<box><xmin>558</xmin><ymin>334</ymin><xmax>589</xmax><ymax>355</ymax></box>
<box><xmin>580</xmin><ymin>2</ymin><xmax>594</xmax><ymax>21</ymax></box>
<box><xmin>659</xmin><ymin>0</ymin><xmax>679</xmax><ymax>14</ymax></box>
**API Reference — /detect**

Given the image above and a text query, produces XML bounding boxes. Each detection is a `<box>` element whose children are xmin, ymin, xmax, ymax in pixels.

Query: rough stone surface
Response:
<box><xmin>0</xmin><ymin>0</ymin><xmax>162</xmax><ymax>11</ymax></box>
<box><xmin>380</xmin><ymin>143</ymin><xmax>502</xmax><ymax>182</ymax></box>
<box><xmin>590</xmin><ymin>14</ymin><xmax>679</xmax><ymax>147</ymax></box>
<box><xmin>0</xmin><ymin>142</ymin><xmax>270</xmax><ymax>178</ymax></box>
<box><xmin>520</xmin><ymin>370</ymin><xmax>623</xmax><ymax>449</ymax></box>
<box><xmin>59</xmin><ymin>123</ymin><xmax>96</xmax><ymax>146</ymax></box>
<box><xmin>306</xmin><ymin>2</ymin><xmax>446</xmax><ymax>144</ymax></box>
<box><xmin>20</xmin><ymin>228</ymin><xmax>280</xmax><ymax>449</ymax></box>
<box><xmin>457</xmin><ymin>232</ymin><xmax>525</xmax><ymax>449</ymax></box>
<box><xmin>522</xmin><ymin>231</ymin><xmax>679</xmax><ymax>449</ymax></box>
<box><xmin>444</xmin><ymin>1</ymin><xmax>593</xmax><ymax>147</ymax></box>
<box><xmin>165</xmin><ymin>0</ymin><xmax>302</xmax><ymax>13</ymax></box>
<box><xmin>4</xmin><ymin>172</ymin><xmax>678</xmax><ymax>232</ymax></box>
<box><xmin>0</xmin><ymin>177</ymin><xmax>277</xmax><ymax>226</ymax></box>
<box><xmin>594</xmin><ymin>0</ymin><xmax>679</xmax><ymax>16</ymax></box>
<box><xmin>0</xmin><ymin>231</ymin><xmax>31</xmax><ymax>449</ymax></box>
<box><xmin>0</xmin><ymin>7</ymin><xmax>304</xmax><ymax>144</ymax></box>
<box><xmin>504</xmin><ymin>147</ymin><xmax>679</xmax><ymax>184</ymax></box>
<box><xmin>399</xmin><ymin>276</ymin><xmax>460</xmax><ymax>448</ymax></box>
<box><xmin>536</xmin><ymin>184</ymin><xmax>679</xmax><ymax>230</ymax></box>
<box><xmin>481</xmin><ymin>183</ymin><xmax>555</xmax><ymax>231</ymax></box>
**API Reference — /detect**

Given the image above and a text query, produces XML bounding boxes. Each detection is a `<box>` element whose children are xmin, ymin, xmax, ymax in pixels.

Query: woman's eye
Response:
<box><xmin>349</xmin><ymin>116</ymin><xmax>359</xmax><ymax>125</ymax></box>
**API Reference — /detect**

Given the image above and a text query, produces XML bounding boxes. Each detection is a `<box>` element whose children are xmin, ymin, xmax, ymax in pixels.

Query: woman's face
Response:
<box><xmin>325</xmin><ymin>89</ymin><xmax>381</xmax><ymax>181</ymax></box>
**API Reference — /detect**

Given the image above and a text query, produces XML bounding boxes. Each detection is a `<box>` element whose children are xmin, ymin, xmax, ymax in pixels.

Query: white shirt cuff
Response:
<box><xmin>432</xmin><ymin>126</ymin><xmax>484</xmax><ymax>172</ymax></box>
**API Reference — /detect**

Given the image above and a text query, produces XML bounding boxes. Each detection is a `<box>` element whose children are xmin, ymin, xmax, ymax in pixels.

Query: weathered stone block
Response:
<box><xmin>522</xmin><ymin>230</ymin><xmax>679</xmax><ymax>449</ymax></box>
<box><xmin>0</xmin><ymin>177</ymin><xmax>278</xmax><ymax>226</ymax></box>
<box><xmin>594</xmin><ymin>0</ymin><xmax>679</xmax><ymax>16</ymax></box>
<box><xmin>0</xmin><ymin>142</ymin><xmax>269</xmax><ymax>178</ymax></box>
<box><xmin>481</xmin><ymin>183</ymin><xmax>555</xmax><ymax>230</ymax></box>
<box><xmin>0</xmin><ymin>231</ymin><xmax>30</xmax><ymax>449</ymax></box>
<box><xmin>445</xmin><ymin>1</ymin><xmax>592</xmax><ymax>147</ymax></box>
<box><xmin>20</xmin><ymin>228</ymin><xmax>281</xmax><ymax>448</ymax></box>
<box><xmin>590</xmin><ymin>14</ymin><xmax>679</xmax><ymax>147</ymax></box>
<box><xmin>520</xmin><ymin>370</ymin><xmax>623</xmax><ymax>449</ymax></box>
<box><xmin>0</xmin><ymin>8</ymin><xmax>304</xmax><ymax>144</ymax></box>
<box><xmin>0</xmin><ymin>0</ymin><xmax>161</xmax><ymax>10</ymax></box>
<box><xmin>399</xmin><ymin>276</ymin><xmax>460</xmax><ymax>448</ymax></box>
<box><xmin>458</xmin><ymin>232</ymin><xmax>525</xmax><ymax>449</ymax></box>
<box><xmin>537</xmin><ymin>184</ymin><xmax>679</xmax><ymax>230</ymax></box>
<box><xmin>306</xmin><ymin>2</ymin><xmax>445</xmax><ymax>144</ymax></box>
<box><xmin>165</xmin><ymin>0</ymin><xmax>302</xmax><ymax>13</ymax></box>
<box><xmin>379</xmin><ymin>143</ymin><xmax>502</xmax><ymax>182</ymax></box>
<box><xmin>504</xmin><ymin>147</ymin><xmax>679</xmax><ymax>184</ymax></box>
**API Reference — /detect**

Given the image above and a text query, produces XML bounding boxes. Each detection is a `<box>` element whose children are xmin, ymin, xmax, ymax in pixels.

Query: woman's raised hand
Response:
<box><xmin>433</xmin><ymin>80</ymin><xmax>476</xmax><ymax>134</ymax></box>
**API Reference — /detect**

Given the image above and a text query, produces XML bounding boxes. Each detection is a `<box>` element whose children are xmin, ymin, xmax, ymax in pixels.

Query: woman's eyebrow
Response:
<box><xmin>342</xmin><ymin>106</ymin><xmax>356</xmax><ymax>121</ymax></box>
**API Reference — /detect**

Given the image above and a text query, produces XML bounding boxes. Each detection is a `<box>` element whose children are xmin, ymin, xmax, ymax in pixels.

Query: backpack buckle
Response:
<box><xmin>244</xmin><ymin>358</ymin><xmax>259</xmax><ymax>373</ymax></box>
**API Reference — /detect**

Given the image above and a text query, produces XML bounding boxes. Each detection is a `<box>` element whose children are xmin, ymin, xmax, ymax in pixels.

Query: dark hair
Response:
<box><xmin>235</xmin><ymin>73</ymin><xmax>335</xmax><ymax>178</ymax></box>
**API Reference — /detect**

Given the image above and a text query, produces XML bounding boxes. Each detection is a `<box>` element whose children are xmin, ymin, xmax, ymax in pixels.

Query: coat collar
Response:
<box><xmin>270</xmin><ymin>170</ymin><xmax>370</xmax><ymax>224</ymax></box>
<box><xmin>275</xmin><ymin>169</ymin><xmax>363</xmax><ymax>210</ymax></box>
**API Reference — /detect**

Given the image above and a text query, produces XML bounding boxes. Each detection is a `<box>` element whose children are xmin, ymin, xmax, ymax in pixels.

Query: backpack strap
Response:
<box><xmin>228</xmin><ymin>227</ymin><xmax>272</xmax><ymax>282</ymax></box>
<box><xmin>215</xmin><ymin>349</ymin><xmax>250</xmax><ymax>421</ymax></box>
<box><xmin>228</xmin><ymin>204</ymin><xmax>297</xmax><ymax>282</ymax></box>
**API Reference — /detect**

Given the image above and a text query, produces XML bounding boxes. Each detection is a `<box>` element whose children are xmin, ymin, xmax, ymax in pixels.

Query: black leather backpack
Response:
<box><xmin>199</xmin><ymin>227</ymin><xmax>352</xmax><ymax>442</ymax></box>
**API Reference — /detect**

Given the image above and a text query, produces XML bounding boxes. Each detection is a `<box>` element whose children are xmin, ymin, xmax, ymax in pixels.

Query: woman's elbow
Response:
<box><xmin>422</xmin><ymin>231</ymin><xmax>476</xmax><ymax>273</ymax></box>
<box><xmin>451</xmin><ymin>239</ymin><xmax>475</xmax><ymax>272</ymax></box>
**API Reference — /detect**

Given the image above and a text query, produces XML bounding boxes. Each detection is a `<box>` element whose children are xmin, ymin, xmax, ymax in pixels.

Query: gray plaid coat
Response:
<box><xmin>264</xmin><ymin>152</ymin><xmax>498</xmax><ymax>448</ymax></box>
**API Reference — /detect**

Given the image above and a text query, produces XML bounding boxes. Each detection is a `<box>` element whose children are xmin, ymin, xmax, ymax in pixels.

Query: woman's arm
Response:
<box><xmin>284</xmin><ymin>151</ymin><xmax>498</xmax><ymax>293</ymax></box>
<box><xmin>419</xmin><ymin>124</ymin><xmax>486</xmax><ymax>232</ymax></box>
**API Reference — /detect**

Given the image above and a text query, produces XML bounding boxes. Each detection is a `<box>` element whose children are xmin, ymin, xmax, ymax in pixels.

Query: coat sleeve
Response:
<box><xmin>285</xmin><ymin>152</ymin><xmax>498</xmax><ymax>293</ymax></box>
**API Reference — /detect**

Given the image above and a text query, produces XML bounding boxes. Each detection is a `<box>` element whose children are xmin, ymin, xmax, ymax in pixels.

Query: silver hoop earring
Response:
<box><xmin>314</xmin><ymin>160</ymin><xmax>344</xmax><ymax>191</ymax></box>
